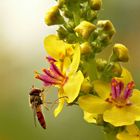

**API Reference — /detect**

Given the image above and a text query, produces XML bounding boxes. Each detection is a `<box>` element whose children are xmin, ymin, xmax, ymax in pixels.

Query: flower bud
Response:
<box><xmin>57</xmin><ymin>26</ymin><xmax>68</xmax><ymax>39</ymax></box>
<box><xmin>96</xmin><ymin>59</ymin><xmax>107</xmax><ymax>71</ymax></box>
<box><xmin>74</xmin><ymin>21</ymin><xmax>96</xmax><ymax>39</ymax></box>
<box><xmin>80</xmin><ymin>42</ymin><xmax>92</xmax><ymax>54</ymax></box>
<box><xmin>97</xmin><ymin>20</ymin><xmax>116</xmax><ymax>38</ymax></box>
<box><xmin>87</xmin><ymin>10</ymin><xmax>97</xmax><ymax>21</ymax></box>
<box><xmin>66</xmin><ymin>33</ymin><xmax>77</xmax><ymax>43</ymax></box>
<box><xmin>111</xmin><ymin>62</ymin><xmax>122</xmax><ymax>77</ymax></box>
<box><xmin>66</xmin><ymin>20</ymin><xmax>75</xmax><ymax>31</ymax></box>
<box><xmin>81</xmin><ymin>78</ymin><xmax>93</xmax><ymax>94</ymax></box>
<box><xmin>112</xmin><ymin>43</ymin><xmax>129</xmax><ymax>62</ymax></box>
<box><xmin>44</xmin><ymin>5</ymin><xmax>64</xmax><ymax>26</ymax></box>
<box><xmin>89</xmin><ymin>0</ymin><xmax>102</xmax><ymax>10</ymax></box>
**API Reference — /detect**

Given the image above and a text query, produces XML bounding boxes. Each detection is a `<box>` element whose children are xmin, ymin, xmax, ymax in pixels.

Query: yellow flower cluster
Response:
<box><xmin>31</xmin><ymin>0</ymin><xmax>140</xmax><ymax>139</ymax></box>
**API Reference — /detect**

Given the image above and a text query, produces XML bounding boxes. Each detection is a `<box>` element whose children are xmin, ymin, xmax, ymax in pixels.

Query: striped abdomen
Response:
<box><xmin>36</xmin><ymin>107</ymin><xmax>46</xmax><ymax>129</ymax></box>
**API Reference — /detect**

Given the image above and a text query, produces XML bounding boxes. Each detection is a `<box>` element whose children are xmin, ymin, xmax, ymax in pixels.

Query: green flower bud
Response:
<box><xmin>87</xmin><ymin>10</ymin><xmax>97</xmax><ymax>21</ymax></box>
<box><xmin>67</xmin><ymin>20</ymin><xmax>75</xmax><ymax>30</ymax></box>
<box><xmin>112</xmin><ymin>43</ymin><xmax>129</xmax><ymax>62</ymax></box>
<box><xmin>97</xmin><ymin>20</ymin><xmax>116</xmax><ymax>38</ymax></box>
<box><xmin>81</xmin><ymin>78</ymin><xmax>93</xmax><ymax>94</ymax></box>
<box><xmin>111</xmin><ymin>62</ymin><xmax>122</xmax><ymax>77</ymax></box>
<box><xmin>66</xmin><ymin>33</ymin><xmax>77</xmax><ymax>43</ymax></box>
<box><xmin>57</xmin><ymin>26</ymin><xmax>68</xmax><ymax>39</ymax></box>
<box><xmin>80</xmin><ymin>42</ymin><xmax>92</xmax><ymax>54</ymax></box>
<box><xmin>74</xmin><ymin>21</ymin><xmax>96</xmax><ymax>39</ymax></box>
<box><xmin>96</xmin><ymin>59</ymin><xmax>107</xmax><ymax>71</ymax></box>
<box><xmin>89</xmin><ymin>0</ymin><xmax>102</xmax><ymax>10</ymax></box>
<box><xmin>44</xmin><ymin>5</ymin><xmax>64</xmax><ymax>26</ymax></box>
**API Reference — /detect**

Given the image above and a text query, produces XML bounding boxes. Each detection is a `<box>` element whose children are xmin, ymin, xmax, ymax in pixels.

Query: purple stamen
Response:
<box><xmin>111</xmin><ymin>79</ymin><xmax>117</xmax><ymax>99</ymax></box>
<box><xmin>43</xmin><ymin>69</ymin><xmax>59</xmax><ymax>80</ymax></box>
<box><xmin>111</xmin><ymin>79</ymin><xmax>124</xmax><ymax>99</ymax></box>
<box><xmin>35</xmin><ymin>56</ymin><xmax>68</xmax><ymax>87</ymax></box>
<box><xmin>124</xmin><ymin>81</ymin><xmax>135</xmax><ymax>99</ymax></box>
<box><xmin>36</xmin><ymin>74</ymin><xmax>61</xmax><ymax>86</ymax></box>
<box><xmin>46</xmin><ymin>56</ymin><xmax>57</xmax><ymax>63</ymax></box>
<box><xmin>50</xmin><ymin>63</ymin><xmax>65</xmax><ymax>78</ymax></box>
<box><xmin>106</xmin><ymin>78</ymin><xmax>135</xmax><ymax>107</ymax></box>
<box><xmin>116</xmin><ymin>81</ymin><xmax>124</xmax><ymax>97</ymax></box>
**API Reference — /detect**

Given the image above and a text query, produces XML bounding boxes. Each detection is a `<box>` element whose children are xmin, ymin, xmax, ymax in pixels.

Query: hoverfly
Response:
<box><xmin>29</xmin><ymin>87</ymin><xmax>47</xmax><ymax>129</ymax></box>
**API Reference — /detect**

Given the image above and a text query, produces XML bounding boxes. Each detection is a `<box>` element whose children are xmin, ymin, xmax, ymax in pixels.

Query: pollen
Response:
<box><xmin>127</xmin><ymin>81</ymin><xmax>135</xmax><ymax>89</ymax></box>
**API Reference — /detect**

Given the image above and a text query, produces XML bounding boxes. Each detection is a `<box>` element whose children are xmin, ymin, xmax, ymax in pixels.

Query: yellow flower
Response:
<box><xmin>78</xmin><ymin>68</ymin><xmax>140</xmax><ymax>126</ymax></box>
<box><xmin>117</xmin><ymin>124</ymin><xmax>140</xmax><ymax>140</ymax></box>
<box><xmin>36</xmin><ymin>36</ymin><xmax>84</xmax><ymax>117</ymax></box>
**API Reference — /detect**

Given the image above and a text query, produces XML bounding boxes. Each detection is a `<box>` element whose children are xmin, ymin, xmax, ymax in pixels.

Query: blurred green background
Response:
<box><xmin>0</xmin><ymin>0</ymin><xmax>140</xmax><ymax>140</ymax></box>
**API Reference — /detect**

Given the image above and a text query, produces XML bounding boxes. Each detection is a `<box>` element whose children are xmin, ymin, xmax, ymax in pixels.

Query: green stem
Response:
<box><xmin>67</xmin><ymin>0</ymin><xmax>80</xmax><ymax>26</ymax></box>
<box><xmin>86</xmin><ymin>58</ymin><xmax>98</xmax><ymax>81</ymax></box>
<box><xmin>73</xmin><ymin>12</ymin><xmax>80</xmax><ymax>26</ymax></box>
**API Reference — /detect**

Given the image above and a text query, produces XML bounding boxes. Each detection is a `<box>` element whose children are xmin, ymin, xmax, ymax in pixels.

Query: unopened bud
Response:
<box><xmin>87</xmin><ymin>10</ymin><xmax>97</xmax><ymax>21</ymax></box>
<box><xmin>80</xmin><ymin>42</ymin><xmax>92</xmax><ymax>54</ymax></box>
<box><xmin>81</xmin><ymin>78</ymin><xmax>93</xmax><ymax>94</ymax></box>
<box><xmin>66</xmin><ymin>33</ymin><xmax>77</xmax><ymax>43</ymax></box>
<box><xmin>111</xmin><ymin>62</ymin><xmax>122</xmax><ymax>77</ymax></box>
<box><xmin>57</xmin><ymin>26</ymin><xmax>68</xmax><ymax>39</ymax></box>
<box><xmin>45</xmin><ymin>5</ymin><xmax>64</xmax><ymax>26</ymax></box>
<box><xmin>89</xmin><ymin>0</ymin><xmax>102</xmax><ymax>10</ymax></box>
<box><xmin>74</xmin><ymin>21</ymin><xmax>96</xmax><ymax>39</ymax></box>
<box><xmin>97</xmin><ymin>20</ymin><xmax>116</xmax><ymax>38</ymax></box>
<box><xmin>96</xmin><ymin>59</ymin><xmax>107</xmax><ymax>71</ymax></box>
<box><xmin>112</xmin><ymin>44</ymin><xmax>129</xmax><ymax>62</ymax></box>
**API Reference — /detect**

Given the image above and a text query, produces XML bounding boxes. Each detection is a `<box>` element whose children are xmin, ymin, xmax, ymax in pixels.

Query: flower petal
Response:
<box><xmin>44</xmin><ymin>35</ymin><xmax>71</xmax><ymax>60</ymax></box>
<box><xmin>126</xmin><ymin>124</ymin><xmax>140</xmax><ymax>135</ymax></box>
<box><xmin>78</xmin><ymin>95</ymin><xmax>111</xmax><ymax>114</ymax></box>
<box><xmin>117</xmin><ymin>124</ymin><xmax>140</xmax><ymax>140</ymax></box>
<box><xmin>128</xmin><ymin>105</ymin><xmax>140</xmax><ymax>121</ymax></box>
<box><xmin>120</xmin><ymin>68</ymin><xmax>133</xmax><ymax>85</ymax></box>
<box><xmin>63</xmin><ymin>70</ymin><xmax>84</xmax><ymax>103</ymax></box>
<box><xmin>117</xmin><ymin>131</ymin><xmax>139</xmax><ymax>140</ymax></box>
<box><xmin>68</xmin><ymin>44</ymin><xmax>80</xmax><ymax>76</ymax></box>
<box><xmin>103</xmin><ymin>106</ymin><xmax>136</xmax><ymax>126</ymax></box>
<box><xmin>83</xmin><ymin>111</ymin><xmax>97</xmax><ymax>123</ymax></box>
<box><xmin>54</xmin><ymin>89</ymin><xmax>65</xmax><ymax>117</ymax></box>
<box><xmin>130</xmin><ymin>89</ymin><xmax>140</xmax><ymax>106</ymax></box>
<box><xmin>62</xmin><ymin>57</ymin><xmax>71</xmax><ymax>74</ymax></box>
<box><xmin>93</xmin><ymin>80</ymin><xmax>110</xmax><ymax>99</ymax></box>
